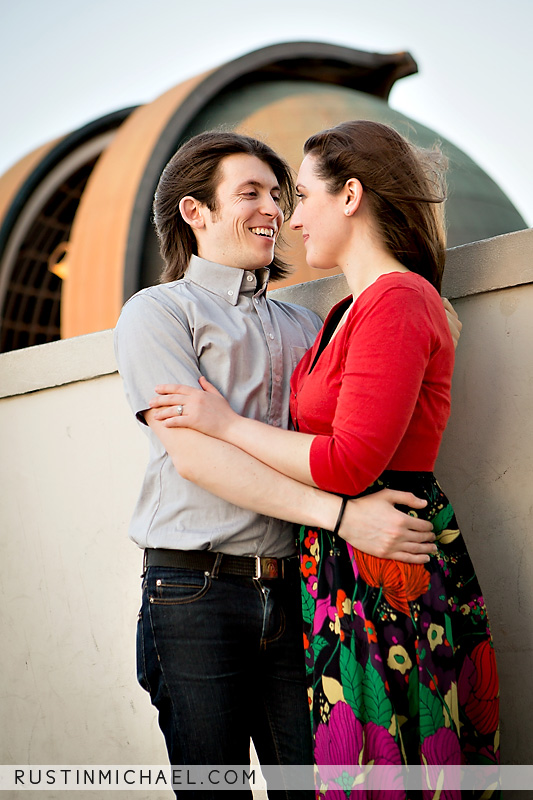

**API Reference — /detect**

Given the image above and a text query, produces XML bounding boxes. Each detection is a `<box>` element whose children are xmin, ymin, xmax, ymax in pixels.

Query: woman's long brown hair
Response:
<box><xmin>304</xmin><ymin>120</ymin><xmax>447</xmax><ymax>292</ymax></box>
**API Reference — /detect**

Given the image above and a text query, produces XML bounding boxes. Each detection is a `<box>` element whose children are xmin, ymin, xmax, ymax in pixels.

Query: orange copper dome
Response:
<box><xmin>0</xmin><ymin>42</ymin><xmax>525</xmax><ymax>350</ymax></box>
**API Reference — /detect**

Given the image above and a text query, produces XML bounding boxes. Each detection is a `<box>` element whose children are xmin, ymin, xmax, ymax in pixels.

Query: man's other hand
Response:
<box><xmin>338</xmin><ymin>489</ymin><xmax>437</xmax><ymax>563</ymax></box>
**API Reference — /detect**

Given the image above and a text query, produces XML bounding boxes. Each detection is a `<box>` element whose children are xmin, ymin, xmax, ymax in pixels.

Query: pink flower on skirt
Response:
<box><xmin>421</xmin><ymin>728</ymin><xmax>462</xmax><ymax>800</ymax></box>
<box><xmin>314</xmin><ymin>702</ymin><xmax>405</xmax><ymax>798</ymax></box>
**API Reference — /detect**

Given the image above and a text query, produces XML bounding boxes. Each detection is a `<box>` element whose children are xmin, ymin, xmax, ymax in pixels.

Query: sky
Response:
<box><xmin>1</xmin><ymin>0</ymin><xmax>532</xmax><ymax>225</ymax></box>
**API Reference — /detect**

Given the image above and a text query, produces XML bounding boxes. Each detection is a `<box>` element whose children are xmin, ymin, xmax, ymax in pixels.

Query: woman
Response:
<box><xmin>151</xmin><ymin>121</ymin><xmax>499</xmax><ymax>788</ymax></box>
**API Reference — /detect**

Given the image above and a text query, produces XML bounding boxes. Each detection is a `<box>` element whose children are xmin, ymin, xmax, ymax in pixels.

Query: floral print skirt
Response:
<box><xmin>298</xmin><ymin>471</ymin><xmax>499</xmax><ymax>798</ymax></box>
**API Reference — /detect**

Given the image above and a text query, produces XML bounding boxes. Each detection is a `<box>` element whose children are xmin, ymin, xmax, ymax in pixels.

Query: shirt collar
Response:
<box><xmin>186</xmin><ymin>255</ymin><xmax>270</xmax><ymax>306</ymax></box>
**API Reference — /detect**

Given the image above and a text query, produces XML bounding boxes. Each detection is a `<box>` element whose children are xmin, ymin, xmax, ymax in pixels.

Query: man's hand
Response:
<box><xmin>338</xmin><ymin>489</ymin><xmax>437</xmax><ymax>563</ymax></box>
<box><xmin>442</xmin><ymin>297</ymin><xmax>462</xmax><ymax>349</ymax></box>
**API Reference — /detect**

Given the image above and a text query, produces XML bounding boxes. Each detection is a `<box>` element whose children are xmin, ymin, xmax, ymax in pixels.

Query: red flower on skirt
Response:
<box><xmin>301</xmin><ymin>555</ymin><xmax>317</xmax><ymax>578</ymax></box>
<box><xmin>458</xmin><ymin>639</ymin><xmax>499</xmax><ymax>735</ymax></box>
<box><xmin>336</xmin><ymin>589</ymin><xmax>348</xmax><ymax>619</ymax></box>
<box><xmin>355</xmin><ymin>551</ymin><xmax>431</xmax><ymax>616</ymax></box>
<box><xmin>364</xmin><ymin>620</ymin><xmax>378</xmax><ymax>643</ymax></box>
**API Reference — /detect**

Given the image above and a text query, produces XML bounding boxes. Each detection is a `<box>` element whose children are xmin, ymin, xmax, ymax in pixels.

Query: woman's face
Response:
<box><xmin>290</xmin><ymin>154</ymin><xmax>347</xmax><ymax>270</ymax></box>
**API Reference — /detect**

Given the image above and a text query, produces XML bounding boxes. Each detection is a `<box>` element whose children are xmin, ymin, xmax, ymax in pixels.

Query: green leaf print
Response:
<box><xmin>301</xmin><ymin>578</ymin><xmax>314</xmax><ymax>624</ymax></box>
<box><xmin>444</xmin><ymin>614</ymin><xmax>454</xmax><ymax>652</ymax></box>
<box><xmin>362</xmin><ymin>659</ymin><xmax>392</xmax><ymax>728</ymax></box>
<box><xmin>312</xmin><ymin>634</ymin><xmax>329</xmax><ymax>661</ymax></box>
<box><xmin>431</xmin><ymin>504</ymin><xmax>455</xmax><ymax>533</ymax></box>
<box><xmin>419</xmin><ymin>683</ymin><xmax>445</xmax><ymax>738</ymax></box>
<box><xmin>339</xmin><ymin>643</ymin><xmax>366</xmax><ymax>722</ymax></box>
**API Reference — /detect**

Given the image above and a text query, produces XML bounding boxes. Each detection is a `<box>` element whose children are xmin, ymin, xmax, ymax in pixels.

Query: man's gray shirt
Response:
<box><xmin>114</xmin><ymin>255</ymin><xmax>322</xmax><ymax>557</ymax></box>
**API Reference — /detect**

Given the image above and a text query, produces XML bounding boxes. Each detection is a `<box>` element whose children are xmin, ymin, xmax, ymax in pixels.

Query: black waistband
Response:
<box><xmin>143</xmin><ymin>548</ymin><xmax>297</xmax><ymax>579</ymax></box>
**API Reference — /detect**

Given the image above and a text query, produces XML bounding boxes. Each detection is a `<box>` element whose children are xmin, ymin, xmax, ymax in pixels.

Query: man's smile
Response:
<box><xmin>249</xmin><ymin>226</ymin><xmax>276</xmax><ymax>239</ymax></box>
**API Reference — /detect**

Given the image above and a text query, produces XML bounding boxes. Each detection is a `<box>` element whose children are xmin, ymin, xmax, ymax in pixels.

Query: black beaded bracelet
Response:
<box><xmin>333</xmin><ymin>496</ymin><xmax>349</xmax><ymax>536</ymax></box>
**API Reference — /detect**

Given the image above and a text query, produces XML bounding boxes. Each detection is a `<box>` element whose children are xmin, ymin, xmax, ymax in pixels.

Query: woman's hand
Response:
<box><xmin>149</xmin><ymin>377</ymin><xmax>238</xmax><ymax>439</ymax></box>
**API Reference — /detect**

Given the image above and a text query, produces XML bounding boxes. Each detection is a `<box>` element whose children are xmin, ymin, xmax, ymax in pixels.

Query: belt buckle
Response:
<box><xmin>255</xmin><ymin>556</ymin><xmax>279</xmax><ymax>580</ymax></box>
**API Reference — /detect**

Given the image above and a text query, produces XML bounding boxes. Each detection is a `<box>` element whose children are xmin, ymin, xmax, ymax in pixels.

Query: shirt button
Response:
<box><xmin>254</xmin><ymin>298</ymin><xmax>259</xmax><ymax>304</ymax></box>
<box><xmin>247</xmin><ymin>275</ymin><xmax>254</xmax><ymax>282</ymax></box>
<box><xmin>268</xmin><ymin>333</ymin><xmax>274</xmax><ymax>340</ymax></box>
<box><xmin>227</xmin><ymin>290</ymin><xmax>234</xmax><ymax>297</ymax></box>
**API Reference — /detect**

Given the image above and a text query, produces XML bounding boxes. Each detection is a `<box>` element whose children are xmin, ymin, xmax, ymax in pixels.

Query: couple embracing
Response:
<box><xmin>115</xmin><ymin>122</ymin><xmax>499</xmax><ymax>799</ymax></box>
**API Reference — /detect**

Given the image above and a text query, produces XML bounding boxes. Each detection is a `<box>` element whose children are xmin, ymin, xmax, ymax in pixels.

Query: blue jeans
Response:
<box><xmin>137</xmin><ymin>558</ymin><xmax>313</xmax><ymax>798</ymax></box>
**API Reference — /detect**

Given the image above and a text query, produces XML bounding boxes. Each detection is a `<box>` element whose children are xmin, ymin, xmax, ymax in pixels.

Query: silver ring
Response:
<box><xmin>176</xmin><ymin>405</ymin><xmax>184</xmax><ymax>416</ymax></box>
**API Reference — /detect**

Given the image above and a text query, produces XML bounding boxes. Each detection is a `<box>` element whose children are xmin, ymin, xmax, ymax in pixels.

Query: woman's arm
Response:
<box><xmin>116</xmin><ymin>287</ymin><xmax>437</xmax><ymax>560</ymax></box>
<box><xmin>151</xmin><ymin>380</ymin><xmax>318</xmax><ymax>485</ymax></box>
<box><xmin>146</xmin><ymin>409</ymin><xmax>326</xmax><ymax>522</ymax></box>
<box><xmin>151</xmin><ymin>283</ymin><xmax>447</xmax><ymax>498</ymax></box>
<box><xmin>145</xmin><ymin>409</ymin><xmax>436</xmax><ymax>562</ymax></box>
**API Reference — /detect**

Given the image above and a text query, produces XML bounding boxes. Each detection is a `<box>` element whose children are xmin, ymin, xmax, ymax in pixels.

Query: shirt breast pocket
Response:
<box><xmin>290</xmin><ymin>345</ymin><xmax>309</xmax><ymax>373</ymax></box>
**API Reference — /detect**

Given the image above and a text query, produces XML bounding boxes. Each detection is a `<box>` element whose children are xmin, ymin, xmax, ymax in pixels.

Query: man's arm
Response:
<box><xmin>145</xmin><ymin>409</ymin><xmax>436</xmax><ymax>563</ymax></box>
<box><xmin>443</xmin><ymin>297</ymin><xmax>462</xmax><ymax>347</ymax></box>
<box><xmin>115</xmin><ymin>291</ymin><xmax>436</xmax><ymax>562</ymax></box>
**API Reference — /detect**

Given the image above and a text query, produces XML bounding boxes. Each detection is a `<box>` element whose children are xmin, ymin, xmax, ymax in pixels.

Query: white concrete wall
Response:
<box><xmin>1</xmin><ymin>229</ymin><xmax>532</xmax><ymax>797</ymax></box>
<box><xmin>436</xmin><ymin>286</ymin><xmax>533</xmax><ymax>763</ymax></box>
<box><xmin>0</xmin><ymin>335</ymin><xmax>172</xmax><ymax>799</ymax></box>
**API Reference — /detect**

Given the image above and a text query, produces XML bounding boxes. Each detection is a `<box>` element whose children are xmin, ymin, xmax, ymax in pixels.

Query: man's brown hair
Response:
<box><xmin>154</xmin><ymin>131</ymin><xmax>295</xmax><ymax>283</ymax></box>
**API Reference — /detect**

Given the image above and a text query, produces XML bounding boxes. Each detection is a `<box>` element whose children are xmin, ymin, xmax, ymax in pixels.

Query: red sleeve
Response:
<box><xmin>309</xmin><ymin>284</ymin><xmax>434</xmax><ymax>495</ymax></box>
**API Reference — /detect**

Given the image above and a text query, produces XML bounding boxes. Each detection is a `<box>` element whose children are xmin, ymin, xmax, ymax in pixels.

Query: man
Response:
<box><xmin>114</xmin><ymin>131</ymin><xmax>456</xmax><ymax>796</ymax></box>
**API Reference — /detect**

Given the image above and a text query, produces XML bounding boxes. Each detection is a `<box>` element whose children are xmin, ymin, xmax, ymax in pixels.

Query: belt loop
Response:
<box><xmin>142</xmin><ymin>548</ymin><xmax>148</xmax><ymax>576</ymax></box>
<box><xmin>210</xmin><ymin>552</ymin><xmax>223</xmax><ymax>579</ymax></box>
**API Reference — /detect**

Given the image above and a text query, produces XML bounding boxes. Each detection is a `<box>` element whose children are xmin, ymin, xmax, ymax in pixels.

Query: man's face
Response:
<box><xmin>197</xmin><ymin>154</ymin><xmax>285</xmax><ymax>271</ymax></box>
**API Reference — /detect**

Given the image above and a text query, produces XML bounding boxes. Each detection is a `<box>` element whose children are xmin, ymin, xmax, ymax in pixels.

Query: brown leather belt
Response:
<box><xmin>143</xmin><ymin>548</ymin><xmax>297</xmax><ymax>579</ymax></box>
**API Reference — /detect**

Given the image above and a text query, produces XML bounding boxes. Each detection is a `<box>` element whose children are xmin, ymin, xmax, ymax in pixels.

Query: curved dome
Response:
<box><xmin>0</xmin><ymin>108</ymin><xmax>135</xmax><ymax>351</ymax></box>
<box><xmin>0</xmin><ymin>42</ymin><xmax>526</xmax><ymax>349</ymax></box>
<box><xmin>144</xmin><ymin>79</ymin><xmax>524</xmax><ymax>290</ymax></box>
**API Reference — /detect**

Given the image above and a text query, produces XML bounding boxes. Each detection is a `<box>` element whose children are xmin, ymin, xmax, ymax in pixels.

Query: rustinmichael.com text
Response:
<box><xmin>9</xmin><ymin>767</ymin><xmax>257</xmax><ymax>791</ymax></box>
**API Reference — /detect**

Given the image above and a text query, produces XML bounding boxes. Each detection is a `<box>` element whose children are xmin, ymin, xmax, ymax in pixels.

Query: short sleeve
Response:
<box><xmin>114</xmin><ymin>290</ymin><xmax>202</xmax><ymax>424</ymax></box>
<box><xmin>309</xmin><ymin>284</ymin><xmax>435</xmax><ymax>495</ymax></box>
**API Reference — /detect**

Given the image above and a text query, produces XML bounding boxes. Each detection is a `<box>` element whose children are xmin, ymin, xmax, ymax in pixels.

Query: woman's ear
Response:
<box><xmin>179</xmin><ymin>196</ymin><xmax>206</xmax><ymax>229</ymax></box>
<box><xmin>343</xmin><ymin>178</ymin><xmax>363</xmax><ymax>217</ymax></box>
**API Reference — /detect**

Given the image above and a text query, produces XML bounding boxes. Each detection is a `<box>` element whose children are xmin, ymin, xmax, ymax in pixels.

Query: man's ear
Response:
<box><xmin>343</xmin><ymin>178</ymin><xmax>364</xmax><ymax>217</ymax></box>
<box><xmin>179</xmin><ymin>196</ymin><xmax>206</xmax><ymax>229</ymax></box>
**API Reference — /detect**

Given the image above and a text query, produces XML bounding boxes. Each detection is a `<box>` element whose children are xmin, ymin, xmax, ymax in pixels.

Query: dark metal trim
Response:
<box><xmin>0</xmin><ymin>107</ymin><xmax>137</xmax><ymax>264</ymax></box>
